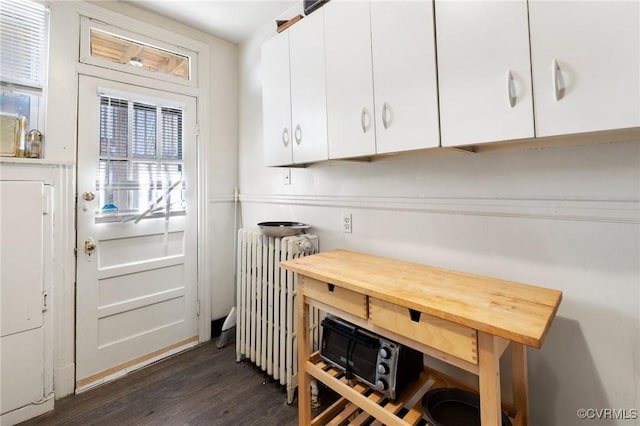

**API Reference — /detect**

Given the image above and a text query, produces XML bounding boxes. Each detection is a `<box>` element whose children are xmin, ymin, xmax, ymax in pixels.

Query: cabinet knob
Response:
<box><xmin>282</xmin><ymin>128</ymin><xmax>290</xmax><ymax>147</ymax></box>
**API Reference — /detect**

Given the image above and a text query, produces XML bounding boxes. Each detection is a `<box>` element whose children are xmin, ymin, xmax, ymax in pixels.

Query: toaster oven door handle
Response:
<box><xmin>321</xmin><ymin>319</ymin><xmax>379</xmax><ymax>348</ymax></box>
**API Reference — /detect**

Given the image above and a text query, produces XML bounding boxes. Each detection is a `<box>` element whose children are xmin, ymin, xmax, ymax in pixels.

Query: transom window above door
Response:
<box><xmin>90</xmin><ymin>29</ymin><xmax>190</xmax><ymax>80</ymax></box>
<box><xmin>80</xmin><ymin>17</ymin><xmax>197</xmax><ymax>87</ymax></box>
<box><xmin>96</xmin><ymin>94</ymin><xmax>185</xmax><ymax>223</ymax></box>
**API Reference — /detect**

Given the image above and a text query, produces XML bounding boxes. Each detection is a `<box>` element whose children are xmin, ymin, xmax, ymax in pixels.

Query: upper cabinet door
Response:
<box><xmin>371</xmin><ymin>1</ymin><xmax>440</xmax><ymax>153</ymax></box>
<box><xmin>529</xmin><ymin>1</ymin><xmax>640</xmax><ymax>137</ymax></box>
<box><xmin>262</xmin><ymin>32</ymin><xmax>292</xmax><ymax>166</ymax></box>
<box><xmin>324</xmin><ymin>0</ymin><xmax>376</xmax><ymax>159</ymax></box>
<box><xmin>436</xmin><ymin>0</ymin><xmax>534</xmax><ymax>147</ymax></box>
<box><xmin>289</xmin><ymin>10</ymin><xmax>328</xmax><ymax>164</ymax></box>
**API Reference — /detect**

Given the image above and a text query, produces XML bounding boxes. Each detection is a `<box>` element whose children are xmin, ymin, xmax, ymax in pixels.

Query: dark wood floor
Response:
<box><xmin>21</xmin><ymin>340</ymin><xmax>335</xmax><ymax>426</ymax></box>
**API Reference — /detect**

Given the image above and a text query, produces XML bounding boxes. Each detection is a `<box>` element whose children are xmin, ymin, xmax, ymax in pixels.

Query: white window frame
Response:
<box><xmin>0</xmin><ymin>0</ymin><xmax>49</xmax><ymax>132</ymax></box>
<box><xmin>79</xmin><ymin>16</ymin><xmax>198</xmax><ymax>88</ymax></box>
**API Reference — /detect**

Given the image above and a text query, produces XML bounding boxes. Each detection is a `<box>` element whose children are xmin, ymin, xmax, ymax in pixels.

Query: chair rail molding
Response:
<box><xmin>239</xmin><ymin>193</ymin><xmax>639</xmax><ymax>224</ymax></box>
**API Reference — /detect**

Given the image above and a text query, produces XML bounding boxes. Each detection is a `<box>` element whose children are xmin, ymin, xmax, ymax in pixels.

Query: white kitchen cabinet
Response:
<box><xmin>528</xmin><ymin>0</ymin><xmax>640</xmax><ymax>137</ymax></box>
<box><xmin>289</xmin><ymin>9</ymin><xmax>328</xmax><ymax>164</ymax></box>
<box><xmin>261</xmin><ymin>10</ymin><xmax>327</xmax><ymax>166</ymax></box>
<box><xmin>0</xmin><ymin>176</ymin><xmax>54</xmax><ymax>425</ymax></box>
<box><xmin>371</xmin><ymin>1</ymin><xmax>440</xmax><ymax>153</ymax></box>
<box><xmin>262</xmin><ymin>31</ymin><xmax>292</xmax><ymax>167</ymax></box>
<box><xmin>436</xmin><ymin>0</ymin><xmax>534</xmax><ymax>147</ymax></box>
<box><xmin>325</xmin><ymin>0</ymin><xmax>439</xmax><ymax>159</ymax></box>
<box><xmin>324</xmin><ymin>0</ymin><xmax>376</xmax><ymax>159</ymax></box>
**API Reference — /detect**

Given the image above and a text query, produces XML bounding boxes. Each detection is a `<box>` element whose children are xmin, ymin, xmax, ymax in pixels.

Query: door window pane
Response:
<box><xmin>132</xmin><ymin>102</ymin><xmax>156</xmax><ymax>159</ymax></box>
<box><xmin>96</xmin><ymin>95</ymin><xmax>184</xmax><ymax>222</ymax></box>
<box><xmin>100</xmin><ymin>97</ymin><xmax>128</xmax><ymax>157</ymax></box>
<box><xmin>160</xmin><ymin>107</ymin><xmax>182</xmax><ymax>160</ymax></box>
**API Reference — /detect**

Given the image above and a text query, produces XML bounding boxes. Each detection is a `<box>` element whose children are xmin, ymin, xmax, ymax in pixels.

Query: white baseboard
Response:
<box><xmin>0</xmin><ymin>394</ymin><xmax>54</xmax><ymax>426</ymax></box>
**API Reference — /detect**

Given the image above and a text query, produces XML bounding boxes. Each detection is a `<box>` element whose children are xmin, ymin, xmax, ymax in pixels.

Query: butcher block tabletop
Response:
<box><xmin>281</xmin><ymin>249</ymin><xmax>562</xmax><ymax>349</ymax></box>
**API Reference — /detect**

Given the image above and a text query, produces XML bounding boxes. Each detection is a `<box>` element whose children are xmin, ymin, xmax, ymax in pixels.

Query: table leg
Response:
<box><xmin>511</xmin><ymin>343</ymin><xmax>529</xmax><ymax>426</ymax></box>
<box><xmin>478</xmin><ymin>332</ymin><xmax>501</xmax><ymax>425</ymax></box>
<box><xmin>297</xmin><ymin>280</ymin><xmax>311</xmax><ymax>425</ymax></box>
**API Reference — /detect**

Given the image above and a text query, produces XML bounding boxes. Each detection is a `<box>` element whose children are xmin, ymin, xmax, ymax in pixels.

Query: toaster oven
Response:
<box><xmin>319</xmin><ymin>314</ymin><xmax>423</xmax><ymax>400</ymax></box>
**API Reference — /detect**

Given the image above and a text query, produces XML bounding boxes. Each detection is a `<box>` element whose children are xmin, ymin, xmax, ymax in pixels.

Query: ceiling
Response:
<box><xmin>124</xmin><ymin>0</ymin><xmax>299</xmax><ymax>44</ymax></box>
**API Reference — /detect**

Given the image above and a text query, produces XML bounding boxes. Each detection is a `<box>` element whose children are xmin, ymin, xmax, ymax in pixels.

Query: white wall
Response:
<box><xmin>45</xmin><ymin>0</ymin><xmax>238</xmax><ymax>397</ymax></box>
<box><xmin>239</xmin><ymin>19</ymin><xmax>640</xmax><ymax>426</ymax></box>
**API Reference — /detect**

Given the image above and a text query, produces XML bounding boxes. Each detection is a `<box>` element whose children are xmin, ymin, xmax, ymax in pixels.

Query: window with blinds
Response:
<box><xmin>0</xmin><ymin>0</ymin><xmax>48</xmax><ymax>131</ymax></box>
<box><xmin>97</xmin><ymin>95</ymin><xmax>185</xmax><ymax>222</ymax></box>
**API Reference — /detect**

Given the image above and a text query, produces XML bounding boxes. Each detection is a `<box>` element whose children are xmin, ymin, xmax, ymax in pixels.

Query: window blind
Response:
<box><xmin>0</xmin><ymin>0</ymin><xmax>47</xmax><ymax>88</ymax></box>
<box><xmin>161</xmin><ymin>107</ymin><xmax>182</xmax><ymax>160</ymax></box>
<box><xmin>100</xmin><ymin>97</ymin><xmax>128</xmax><ymax>157</ymax></box>
<box><xmin>97</xmin><ymin>94</ymin><xmax>185</xmax><ymax>218</ymax></box>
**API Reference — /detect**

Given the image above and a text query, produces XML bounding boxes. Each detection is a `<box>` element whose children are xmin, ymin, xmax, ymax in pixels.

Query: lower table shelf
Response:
<box><xmin>307</xmin><ymin>352</ymin><xmax>520</xmax><ymax>426</ymax></box>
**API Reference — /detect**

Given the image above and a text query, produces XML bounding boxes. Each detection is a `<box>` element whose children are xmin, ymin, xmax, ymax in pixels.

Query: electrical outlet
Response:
<box><xmin>342</xmin><ymin>213</ymin><xmax>352</xmax><ymax>233</ymax></box>
<box><xmin>283</xmin><ymin>168</ymin><xmax>291</xmax><ymax>185</ymax></box>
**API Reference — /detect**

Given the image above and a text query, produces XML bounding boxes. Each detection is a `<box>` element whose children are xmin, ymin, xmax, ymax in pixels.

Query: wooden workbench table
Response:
<box><xmin>281</xmin><ymin>249</ymin><xmax>562</xmax><ymax>426</ymax></box>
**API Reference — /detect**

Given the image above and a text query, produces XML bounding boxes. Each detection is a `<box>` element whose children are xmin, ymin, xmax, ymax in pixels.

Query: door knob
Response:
<box><xmin>82</xmin><ymin>191</ymin><xmax>95</xmax><ymax>201</ymax></box>
<box><xmin>84</xmin><ymin>237</ymin><xmax>96</xmax><ymax>255</ymax></box>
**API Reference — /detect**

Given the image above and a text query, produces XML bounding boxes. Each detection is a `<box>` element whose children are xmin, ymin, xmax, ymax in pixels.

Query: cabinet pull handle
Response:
<box><xmin>282</xmin><ymin>128</ymin><xmax>290</xmax><ymax>147</ymax></box>
<box><xmin>360</xmin><ymin>108</ymin><xmax>370</xmax><ymax>133</ymax></box>
<box><xmin>294</xmin><ymin>124</ymin><xmax>302</xmax><ymax>145</ymax></box>
<box><xmin>553</xmin><ymin>60</ymin><xmax>565</xmax><ymax>101</ymax></box>
<box><xmin>507</xmin><ymin>71</ymin><xmax>517</xmax><ymax>108</ymax></box>
<box><xmin>382</xmin><ymin>102</ymin><xmax>392</xmax><ymax>129</ymax></box>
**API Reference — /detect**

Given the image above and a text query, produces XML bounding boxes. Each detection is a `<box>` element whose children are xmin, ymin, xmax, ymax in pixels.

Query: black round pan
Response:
<box><xmin>422</xmin><ymin>388</ymin><xmax>512</xmax><ymax>426</ymax></box>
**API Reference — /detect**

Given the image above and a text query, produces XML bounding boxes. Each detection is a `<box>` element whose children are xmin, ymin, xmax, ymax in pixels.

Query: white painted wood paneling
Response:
<box><xmin>324</xmin><ymin>0</ymin><xmax>376</xmax><ymax>159</ymax></box>
<box><xmin>529</xmin><ymin>0</ymin><xmax>640</xmax><ymax>137</ymax></box>
<box><xmin>371</xmin><ymin>0</ymin><xmax>440</xmax><ymax>153</ymax></box>
<box><xmin>436</xmin><ymin>0</ymin><xmax>534</xmax><ymax>147</ymax></box>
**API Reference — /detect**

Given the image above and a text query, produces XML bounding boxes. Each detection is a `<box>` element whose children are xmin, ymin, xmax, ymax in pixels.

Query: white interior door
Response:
<box><xmin>76</xmin><ymin>75</ymin><xmax>199</xmax><ymax>392</ymax></box>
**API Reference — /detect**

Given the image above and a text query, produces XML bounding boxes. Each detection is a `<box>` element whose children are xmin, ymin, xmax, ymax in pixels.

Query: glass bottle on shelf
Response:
<box><xmin>26</xmin><ymin>129</ymin><xmax>43</xmax><ymax>158</ymax></box>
